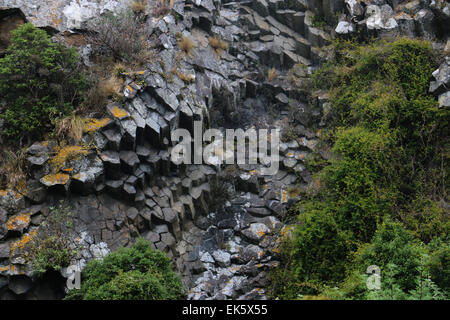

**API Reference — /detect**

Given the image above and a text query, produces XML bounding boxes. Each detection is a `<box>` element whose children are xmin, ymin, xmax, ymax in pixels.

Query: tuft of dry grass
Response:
<box><xmin>177</xmin><ymin>35</ymin><xmax>196</xmax><ymax>56</ymax></box>
<box><xmin>267</xmin><ymin>67</ymin><xmax>278</xmax><ymax>82</ymax></box>
<box><xmin>208</xmin><ymin>36</ymin><xmax>228</xmax><ymax>56</ymax></box>
<box><xmin>130</xmin><ymin>0</ymin><xmax>147</xmax><ymax>15</ymax></box>
<box><xmin>0</xmin><ymin>148</ymin><xmax>27</xmax><ymax>192</ymax></box>
<box><xmin>100</xmin><ymin>76</ymin><xmax>124</xmax><ymax>99</ymax></box>
<box><xmin>112</xmin><ymin>63</ymin><xmax>127</xmax><ymax>78</ymax></box>
<box><xmin>80</xmin><ymin>73</ymin><xmax>124</xmax><ymax>114</ymax></box>
<box><xmin>171</xmin><ymin>68</ymin><xmax>195</xmax><ymax>83</ymax></box>
<box><xmin>177</xmin><ymin>72</ymin><xmax>195</xmax><ymax>83</ymax></box>
<box><xmin>153</xmin><ymin>0</ymin><xmax>174</xmax><ymax>17</ymax></box>
<box><xmin>54</xmin><ymin>115</ymin><xmax>85</xmax><ymax>143</ymax></box>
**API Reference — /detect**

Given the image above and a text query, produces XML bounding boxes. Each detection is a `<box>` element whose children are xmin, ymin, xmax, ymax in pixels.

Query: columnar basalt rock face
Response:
<box><xmin>336</xmin><ymin>0</ymin><xmax>450</xmax><ymax>38</ymax></box>
<box><xmin>0</xmin><ymin>0</ymin><xmax>129</xmax><ymax>32</ymax></box>
<box><xmin>0</xmin><ymin>0</ymin><xmax>448</xmax><ymax>300</ymax></box>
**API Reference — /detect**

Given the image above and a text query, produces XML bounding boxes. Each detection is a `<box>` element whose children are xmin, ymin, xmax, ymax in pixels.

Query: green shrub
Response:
<box><xmin>272</xmin><ymin>38</ymin><xmax>449</xmax><ymax>299</ymax></box>
<box><xmin>0</xmin><ymin>23</ymin><xmax>87</xmax><ymax>142</ymax></box>
<box><xmin>65</xmin><ymin>238</ymin><xmax>184</xmax><ymax>300</ymax></box>
<box><xmin>347</xmin><ymin>219</ymin><xmax>446</xmax><ymax>299</ymax></box>
<box><xmin>291</xmin><ymin>202</ymin><xmax>354</xmax><ymax>286</ymax></box>
<box><xmin>323</xmin><ymin>126</ymin><xmax>397</xmax><ymax>242</ymax></box>
<box><xmin>353</xmin><ymin>219</ymin><xmax>426</xmax><ymax>292</ymax></box>
<box><xmin>29</xmin><ymin>203</ymin><xmax>78</xmax><ymax>274</ymax></box>
<box><xmin>426</xmin><ymin>237</ymin><xmax>450</xmax><ymax>293</ymax></box>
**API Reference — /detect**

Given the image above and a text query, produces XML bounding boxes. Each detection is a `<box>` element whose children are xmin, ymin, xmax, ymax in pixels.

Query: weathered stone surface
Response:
<box><xmin>8</xmin><ymin>275</ymin><xmax>33</xmax><ymax>295</ymax></box>
<box><xmin>25</xmin><ymin>179</ymin><xmax>48</xmax><ymax>203</ymax></box>
<box><xmin>212</xmin><ymin>250</ymin><xmax>231</xmax><ymax>267</ymax></box>
<box><xmin>365</xmin><ymin>4</ymin><xmax>398</xmax><ymax>30</ymax></box>
<box><xmin>0</xmin><ymin>241</ymin><xmax>10</xmax><ymax>258</ymax></box>
<box><xmin>241</xmin><ymin>223</ymin><xmax>270</xmax><ymax>242</ymax></box>
<box><xmin>119</xmin><ymin>151</ymin><xmax>140</xmax><ymax>174</ymax></box>
<box><xmin>430</xmin><ymin>58</ymin><xmax>450</xmax><ymax>96</ymax></box>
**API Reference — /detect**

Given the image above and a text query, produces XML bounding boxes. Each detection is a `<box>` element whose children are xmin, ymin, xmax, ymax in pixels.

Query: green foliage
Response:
<box><xmin>365</xmin><ymin>263</ymin><xmax>445</xmax><ymax>300</ymax></box>
<box><xmin>272</xmin><ymin>38</ymin><xmax>449</xmax><ymax>300</ymax></box>
<box><xmin>65</xmin><ymin>238</ymin><xmax>184</xmax><ymax>300</ymax></box>
<box><xmin>29</xmin><ymin>203</ymin><xmax>78</xmax><ymax>274</ymax></box>
<box><xmin>353</xmin><ymin>219</ymin><xmax>426</xmax><ymax>292</ymax></box>
<box><xmin>426</xmin><ymin>237</ymin><xmax>450</xmax><ymax>292</ymax></box>
<box><xmin>0</xmin><ymin>23</ymin><xmax>87</xmax><ymax>142</ymax></box>
<box><xmin>292</xmin><ymin>202</ymin><xmax>354</xmax><ymax>284</ymax></box>
<box><xmin>323</xmin><ymin>127</ymin><xmax>397</xmax><ymax>242</ymax></box>
<box><xmin>311</xmin><ymin>14</ymin><xmax>326</xmax><ymax>29</ymax></box>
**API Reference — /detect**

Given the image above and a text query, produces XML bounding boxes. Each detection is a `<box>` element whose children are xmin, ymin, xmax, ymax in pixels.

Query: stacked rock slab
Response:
<box><xmin>336</xmin><ymin>0</ymin><xmax>450</xmax><ymax>39</ymax></box>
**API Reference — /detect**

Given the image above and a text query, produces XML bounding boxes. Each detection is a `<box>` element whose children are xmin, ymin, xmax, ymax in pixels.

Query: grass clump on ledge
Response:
<box><xmin>270</xmin><ymin>38</ymin><xmax>449</xmax><ymax>300</ymax></box>
<box><xmin>209</xmin><ymin>36</ymin><xmax>228</xmax><ymax>56</ymax></box>
<box><xmin>177</xmin><ymin>35</ymin><xmax>197</xmax><ymax>57</ymax></box>
<box><xmin>65</xmin><ymin>238</ymin><xmax>184</xmax><ymax>300</ymax></box>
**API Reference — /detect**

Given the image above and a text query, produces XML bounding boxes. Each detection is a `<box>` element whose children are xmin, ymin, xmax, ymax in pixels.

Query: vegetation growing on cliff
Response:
<box><xmin>28</xmin><ymin>203</ymin><xmax>78</xmax><ymax>274</ymax></box>
<box><xmin>270</xmin><ymin>38</ymin><xmax>449</xmax><ymax>300</ymax></box>
<box><xmin>65</xmin><ymin>238</ymin><xmax>184</xmax><ymax>300</ymax></box>
<box><xmin>0</xmin><ymin>23</ymin><xmax>88</xmax><ymax>144</ymax></box>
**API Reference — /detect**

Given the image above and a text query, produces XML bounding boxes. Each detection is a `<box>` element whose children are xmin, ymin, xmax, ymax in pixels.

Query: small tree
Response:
<box><xmin>0</xmin><ymin>23</ymin><xmax>87</xmax><ymax>143</ymax></box>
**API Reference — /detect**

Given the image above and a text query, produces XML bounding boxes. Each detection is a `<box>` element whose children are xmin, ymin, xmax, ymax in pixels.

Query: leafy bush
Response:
<box><xmin>426</xmin><ymin>237</ymin><xmax>450</xmax><ymax>292</ymax></box>
<box><xmin>0</xmin><ymin>23</ymin><xmax>87</xmax><ymax>143</ymax></box>
<box><xmin>353</xmin><ymin>219</ymin><xmax>426</xmax><ymax>292</ymax></box>
<box><xmin>28</xmin><ymin>203</ymin><xmax>78</xmax><ymax>274</ymax></box>
<box><xmin>323</xmin><ymin>126</ymin><xmax>397</xmax><ymax>242</ymax></box>
<box><xmin>65</xmin><ymin>238</ymin><xmax>184</xmax><ymax>300</ymax></box>
<box><xmin>341</xmin><ymin>219</ymin><xmax>446</xmax><ymax>300</ymax></box>
<box><xmin>87</xmin><ymin>9</ymin><xmax>151</xmax><ymax>65</ymax></box>
<box><xmin>272</xmin><ymin>38</ymin><xmax>449</xmax><ymax>300</ymax></box>
<box><xmin>291</xmin><ymin>202</ymin><xmax>354</xmax><ymax>285</ymax></box>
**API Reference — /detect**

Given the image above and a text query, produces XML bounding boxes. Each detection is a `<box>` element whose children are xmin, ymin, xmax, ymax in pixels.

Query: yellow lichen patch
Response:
<box><xmin>49</xmin><ymin>145</ymin><xmax>88</xmax><ymax>172</ymax></box>
<box><xmin>0</xmin><ymin>189</ymin><xmax>23</xmax><ymax>199</ymax></box>
<box><xmin>0</xmin><ymin>265</ymin><xmax>10</xmax><ymax>272</ymax></box>
<box><xmin>72</xmin><ymin>173</ymin><xmax>82</xmax><ymax>180</ymax></box>
<box><xmin>62</xmin><ymin>167</ymin><xmax>73</xmax><ymax>172</ymax></box>
<box><xmin>83</xmin><ymin>118</ymin><xmax>111</xmax><ymax>133</ymax></box>
<box><xmin>280</xmin><ymin>226</ymin><xmax>294</xmax><ymax>240</ymax></box>
<box><xmin>110</xmin><ymin>106</ymin><xmax>129</xmax><ymax>119</ymax></box>
<box><xmin>281</xmin><ymin>189</ymin><xmax>289</xmax><ymax>203</ymax></box>
<box><xmin>10</xmin><ymin>229</ymin><xmax>38</xmax><ymax>255</ymax></box>
<box><xmin>6</xmin><ymin>213</ymin><xmax>31</xmax><ymax>231</ymax></box>
<box><xmin>41</xmin><ymin>173</ymin><xmax>70</xmax><ymax>186</ymax></box>
<box><xmin>14</xmin><ymin>179</ymin><xmax>27</xmax><ymax>196</ymax></box>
